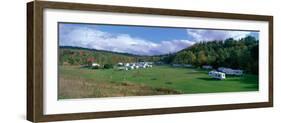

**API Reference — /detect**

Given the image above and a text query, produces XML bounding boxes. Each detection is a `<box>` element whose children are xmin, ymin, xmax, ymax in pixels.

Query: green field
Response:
<box><xmin>59</xmin><ymin>65</ymin><xmax>258</xmax><ymax>99</ymax></box>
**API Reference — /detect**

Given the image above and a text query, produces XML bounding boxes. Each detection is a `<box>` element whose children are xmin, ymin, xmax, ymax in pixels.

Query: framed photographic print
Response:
<box><xmin>27</xmin><ymin>0</ymin><xmax>273</xmax><ymax>122</ymax></box>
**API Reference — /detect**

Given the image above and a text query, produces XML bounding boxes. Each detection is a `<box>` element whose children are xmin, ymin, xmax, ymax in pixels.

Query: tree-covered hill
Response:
<box><xmin>59</xmin><ymin>46</ymin><xmax>162</xmax><ymax>66</ymax></box>
<box><xmin>168</xmin><ymin>36</ymin><xmax>259</xmax><ymax>74</ymax></box>
<box><xmin>59</xmin><ymin>36</ymin><xmax>258</xmax><ymax>74</ymax></box>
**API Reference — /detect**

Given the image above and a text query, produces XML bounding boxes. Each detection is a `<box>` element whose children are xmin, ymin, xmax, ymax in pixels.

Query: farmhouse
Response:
<box><xmin>218</xmin><ymin>67</ymin><xmax>243</xmax><ymax>76</ymax></box>
<box><xmin>208</xmin><ymin>70</ymin><xmax>226</xmax><ymax>80</ymax></box>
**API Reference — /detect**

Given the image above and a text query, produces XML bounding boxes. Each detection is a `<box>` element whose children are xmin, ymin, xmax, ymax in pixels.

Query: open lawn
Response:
<box><xmin>59</xmin><ymin>65</ymin><xmax>258</xmax><ymax>99</ymax></box>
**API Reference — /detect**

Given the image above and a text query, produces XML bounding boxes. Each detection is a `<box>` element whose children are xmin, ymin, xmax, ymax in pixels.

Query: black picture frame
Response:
<box><xmin>27</xmin><ymin>1</ymin><xmax>273</xmax><ymax>122</ymax></box>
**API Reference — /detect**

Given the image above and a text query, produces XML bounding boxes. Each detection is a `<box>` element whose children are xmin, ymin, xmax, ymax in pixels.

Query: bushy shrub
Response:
<box><xmin>103</xmin><ymin>64</ymin><xmax>114</xmax><ymax>69</ymax></box>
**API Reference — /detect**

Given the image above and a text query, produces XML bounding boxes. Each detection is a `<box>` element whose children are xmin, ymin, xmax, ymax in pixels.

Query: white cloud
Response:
<box><xmin>186</xmin><ymin>29</ymin><xmax>252</xmax><ymax>42</ymax></box>
<box><xmin>59</xmin><ymin>26</ymin><xmax>194</xmax><ymax>56</ymax></box>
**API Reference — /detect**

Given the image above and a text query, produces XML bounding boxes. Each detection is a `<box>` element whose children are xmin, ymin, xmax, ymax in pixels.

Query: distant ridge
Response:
<box><xmin>59</xmin><ymin>46</ymin><xmax>173</xmax><ymax>57</ymax></box>
<box><xmin>60</xmin><ymin>46</ymin><xmax>142</xmax><ymax>57</ymax></box>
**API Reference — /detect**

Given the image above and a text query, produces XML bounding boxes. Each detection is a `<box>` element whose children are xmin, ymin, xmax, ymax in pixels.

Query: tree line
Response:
<box><xmin>164</xmin><ymin>36</ymin><xmax>259</xmax><ymax>74</ymax></box>
<box><xmin>59</xmin><ymin>46</ymin><xmax>161</xmax><ymax>67</ymax></box>
<box><xmin>59</xmin><ymin>36</ymin><xmax>259</xmax><ymax>74</ymax></box>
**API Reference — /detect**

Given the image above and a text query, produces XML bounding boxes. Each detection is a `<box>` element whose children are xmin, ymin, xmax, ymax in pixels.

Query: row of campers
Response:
<box><xmin>208</xmin><ymin>67</ymin><xmax>244</xmax><ymax>80</ymax></box>
<box><xmin>117</xmin><ymin>62</ymin><xmax>153</xmax><ymax>70</ymax></box>
<box><xmin>172</xmin><ymin>64</ymin><xmax>193</xmax><ymax>68</ymax></box>
<box><xmin>217</xmin><ymin>67</ymin><xmax>243</xmax><ymax>76</ymax></box>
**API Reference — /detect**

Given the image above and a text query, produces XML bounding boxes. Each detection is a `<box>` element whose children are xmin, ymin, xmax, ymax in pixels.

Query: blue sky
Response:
<box><xmin>95</xmin><ymin>25</ymin><xmax>189</xmax><ymax>42</ymax></box>
<box><xmin>59</xmin><ymin>23</ymin><xmax>259</xmax><ymax>56</ymax></box>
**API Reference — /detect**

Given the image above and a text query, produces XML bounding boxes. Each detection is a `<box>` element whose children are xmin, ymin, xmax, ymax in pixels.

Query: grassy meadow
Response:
<box><xmin>58</xmin><ymin>65</ymin><xmax>258</xmax><ymax>99</ymax></box>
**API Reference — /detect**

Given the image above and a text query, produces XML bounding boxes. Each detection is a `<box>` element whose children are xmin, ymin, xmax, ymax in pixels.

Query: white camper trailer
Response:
<box><xmin>208</xmin><ymin>71</ymin><xmax>226</xmax><ymax>80</ymax></box>
<box><xmin>117</xmin><ymin>62</ymin><xmax>123</xmax><ymax>66</ymax></box>
<box><xmin>124</xmin><ymin>63</ymin><xmax>130</xmax><ymax>67</ymax></box>
<box><xmin>117</xmin><ymin>66</ymin><xmax>128</xmax><ymax>71</ymax></box>
<box><xmin>138</xmin><ymin>63</ymin><xmax>148</xmax><ymax>68</ymax></box>
<box><xmin>92</xmin><ymin>63</ymin><xmax>100</xmax><ymax>67</ymax></box>
<box><xmin>218</xmin><ymin>67</ymin><xmax>243</xmax><ymax>76</ymax></box>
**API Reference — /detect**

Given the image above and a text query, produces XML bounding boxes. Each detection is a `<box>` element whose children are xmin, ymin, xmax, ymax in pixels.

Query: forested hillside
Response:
<box><xmin>59</xmin><ymin>46</ymin><xmax>162</xmax><ymax>66</ymax></box>
<box><xmin>59</xmin><ymin>36</ymin><xmax>258</xmax><ymax>74</ymax></box>
<box><xmin>168</xmin><ymin>36</ymin><xmax>259</xmax><ymax>74</ymax></box>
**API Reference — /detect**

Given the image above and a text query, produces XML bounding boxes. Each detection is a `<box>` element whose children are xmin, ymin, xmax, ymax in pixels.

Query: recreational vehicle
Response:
<box><xmin>124</xmin><ymin>63</ymin><xmax>130</xmax><ymax>67</ymax></box>
<box><xmin>117</xmin><ymin>62</ymin><xmax>153</xmax><ymax>70</ymax></box>
<box><xmin>117</xmin><ymin>62</ymin><xmax>123</xmax><ymax>66</ymax></box>
<box><xmin>218</xmin><ymin>67</ymin><xmax>243</xmax><ymax>76</ymax></box>
<box><xmin>208</xmin><ymin>71</ymin><xmax>226</xmax><ymax>80</ymax></box>
<box><xmin>91</xmin><ymin>63</ymin><xmax>100</xmax><ymax>67</ymax></box>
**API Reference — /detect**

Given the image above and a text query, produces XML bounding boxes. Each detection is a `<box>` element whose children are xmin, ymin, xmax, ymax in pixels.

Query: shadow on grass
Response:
<box><xmin>80</xmin><ymin>65</ymin><xmax>92</xmax><ymax>69</ymax></box>
<box><xmin>197</xmin><ymin>77</ymin><xmax>218</xmax><ymax>81</ymax></box>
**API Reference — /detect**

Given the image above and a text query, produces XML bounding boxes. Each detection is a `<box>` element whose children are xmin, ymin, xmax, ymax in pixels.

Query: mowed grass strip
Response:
<box><xmin>59</xmin><ymin>65</ymin><xmax>258</xmax><ymax>99</ymax></box>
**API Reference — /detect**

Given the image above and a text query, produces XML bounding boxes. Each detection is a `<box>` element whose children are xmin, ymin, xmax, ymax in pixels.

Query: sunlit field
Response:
<box><xmin>58</xmin><ymin>65</ymin><xmax>258</xmax><ymax>99</ymax></box>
